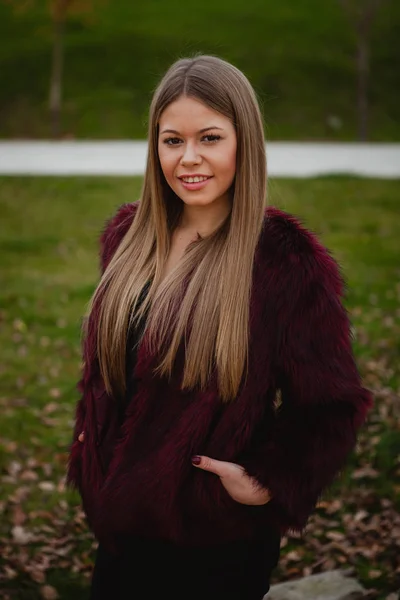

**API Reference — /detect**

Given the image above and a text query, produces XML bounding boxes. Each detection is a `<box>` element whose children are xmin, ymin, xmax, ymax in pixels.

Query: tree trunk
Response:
<box><xmin>356</xmin><ymin>31</ymin><xmax>369</xmax><ymax>141</ymax></box>
<box><xmin>49</xmin><ymin>15</ymin><xmax>64</xmax><ymax>139</ymax></box>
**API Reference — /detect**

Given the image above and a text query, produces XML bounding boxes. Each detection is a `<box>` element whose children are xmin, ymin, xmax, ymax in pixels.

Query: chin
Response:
<box><xmin>180</xmin><ymin>195</ymin><xmax>218</xmax><ymax>205</ymax></box>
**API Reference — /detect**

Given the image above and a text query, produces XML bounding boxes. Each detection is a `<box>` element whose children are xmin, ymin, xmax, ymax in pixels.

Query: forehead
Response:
<box><xmin>158</xmin><ymin>96</ymin><xmax>231</xmax><ymax>132</ymax></box>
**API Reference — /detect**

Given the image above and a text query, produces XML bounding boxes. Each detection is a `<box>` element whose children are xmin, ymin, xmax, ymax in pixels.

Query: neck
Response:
<box><xmin>178</xmin><ymin>197</ymin><xmax>232</xmax><ymax>238</ymax></box>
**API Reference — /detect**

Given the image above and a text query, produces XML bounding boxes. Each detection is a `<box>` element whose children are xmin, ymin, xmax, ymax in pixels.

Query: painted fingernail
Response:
<box><xmin>191</xmin><ymin>456</ymin><xmax>201</xmax><ymax>465</ymax></box>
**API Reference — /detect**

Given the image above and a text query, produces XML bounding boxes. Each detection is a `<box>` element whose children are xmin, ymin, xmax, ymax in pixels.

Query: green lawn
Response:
<box><xmin>0</xmin><ymin>0</ymin><xmax>399</xmax><ymax>140</ymax></box>
<box><xmin>0</xmin><ymin>176</ymin><xmax>399</xmax><ymax>598</ymax></box>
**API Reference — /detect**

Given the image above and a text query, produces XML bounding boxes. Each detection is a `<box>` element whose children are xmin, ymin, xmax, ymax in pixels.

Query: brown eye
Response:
<box><xmin>202</xmin><ymin>135</ymin><xmax>221</xmax><ymax>143</ymax></box>
<box><xmin>163</xmin><ymin>137</ymin><xmax>182</xmax><ymax>145</ymax></box>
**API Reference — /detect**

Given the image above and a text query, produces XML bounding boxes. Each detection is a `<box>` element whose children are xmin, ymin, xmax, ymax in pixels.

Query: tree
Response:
<box><xmin>2</xmin><ymin>0</ymin><xmax>105</xmax><ymax>138</ymax></box>
<box><xmin>338</xmin><ymin>0</ymin><xmax>388</xmax><ymax>141</ymax></box>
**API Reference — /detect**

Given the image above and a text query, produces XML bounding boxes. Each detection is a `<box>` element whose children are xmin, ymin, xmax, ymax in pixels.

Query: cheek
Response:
<box><xmin>221</xmin><ymin>145</ymin><xmax>237</xmax><ymax>181</ymax></box>
<box><xmin>158</xmin><ymin>147</ymin><xmax>175</xmax><ymax>180</ymax></box>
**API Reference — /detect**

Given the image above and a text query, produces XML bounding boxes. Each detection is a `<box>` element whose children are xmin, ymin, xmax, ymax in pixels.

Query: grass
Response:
<box><xmin>0</xmin><ymin>0</ymin><xmax>399</xmax><ymax>140</ymax></box>
<box><xmin>0</xmin><ymin>176</ymin><xmax>399</xmax><ymax>598</ymax></box>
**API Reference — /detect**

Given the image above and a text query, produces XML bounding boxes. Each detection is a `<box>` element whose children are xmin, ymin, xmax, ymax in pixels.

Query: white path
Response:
<box><xmin>0</xmin><ymin>141</ymin><xmax>399</xmax><ymax>178</ymax></box>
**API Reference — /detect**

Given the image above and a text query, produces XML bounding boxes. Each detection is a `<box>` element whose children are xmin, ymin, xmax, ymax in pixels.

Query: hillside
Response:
<box><xmin>0</xmin><ymin>0</ymin><xmax>399</xmax><ymax>140</ymax></box>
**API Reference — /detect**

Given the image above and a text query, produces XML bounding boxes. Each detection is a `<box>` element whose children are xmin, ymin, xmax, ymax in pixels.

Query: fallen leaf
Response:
<box><xmin>40</xmin><ymin>585</ymin><xmax>59</xmax><ymax>600</ymax></box>
<box><xmin>38</xmin><ymin>482</ymin><xmax>56</xmax><ymax>492</ymax></box>
<box><xmin>11</xmin><ymin>526</ymin><xmax>35</xmax><ymax>544</ymax></box>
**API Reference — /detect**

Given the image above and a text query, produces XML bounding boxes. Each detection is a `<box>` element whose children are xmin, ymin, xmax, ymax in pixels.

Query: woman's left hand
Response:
<box><xmin>191</xmin><ymin>455</ymin><xmax>271</xmax><ymax>505</ymax></box>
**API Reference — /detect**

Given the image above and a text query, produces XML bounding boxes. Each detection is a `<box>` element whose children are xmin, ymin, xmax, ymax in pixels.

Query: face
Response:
<box><xmin>157</xmin><ymin>95</ymin><xmax>237</xmax><ymax>213</ymax></box>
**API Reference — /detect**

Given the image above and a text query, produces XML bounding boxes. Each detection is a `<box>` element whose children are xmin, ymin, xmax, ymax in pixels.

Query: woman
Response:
<box><xmin>67</xmin><ymin>55</ymin><xmax>373</xmax><ymax>600</ymax></box>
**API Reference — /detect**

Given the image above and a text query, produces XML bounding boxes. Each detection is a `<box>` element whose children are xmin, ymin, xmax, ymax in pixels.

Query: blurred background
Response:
<box><xmin>0</xmin><ymin>1</ymin><xmax>399</xmax><ymax>599</ymax></box>
<box><xmin>0</xmin><ymin>0</ymin><xmax>399</xmax><ymax>141</ymax></box>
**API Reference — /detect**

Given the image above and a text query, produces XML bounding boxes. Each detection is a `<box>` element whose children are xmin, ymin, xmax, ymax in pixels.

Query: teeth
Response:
<box><xmin>182</xmin><ymin>176</ymin><xmax>209</xmax><ymax>183</ymax></box>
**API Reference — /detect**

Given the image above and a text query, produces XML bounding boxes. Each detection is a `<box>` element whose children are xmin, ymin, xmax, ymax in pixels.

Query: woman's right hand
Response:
<box><xmin>78</xmin><ymin>431</ymin><xmax>85</xmax><ymax>443</ymax></box>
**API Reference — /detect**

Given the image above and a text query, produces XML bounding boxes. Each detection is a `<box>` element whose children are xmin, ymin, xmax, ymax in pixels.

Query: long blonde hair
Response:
<box><xmin>88</xmin><ymin>54</ymin><xmax>267</xmax><ymax>403</ymax></box>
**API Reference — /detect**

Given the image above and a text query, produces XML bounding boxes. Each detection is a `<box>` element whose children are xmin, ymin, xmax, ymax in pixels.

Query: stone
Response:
<box><xmin>266</xmin><ymin>570</ymin><xmax>367</xmax><ymax>600</ymax></box>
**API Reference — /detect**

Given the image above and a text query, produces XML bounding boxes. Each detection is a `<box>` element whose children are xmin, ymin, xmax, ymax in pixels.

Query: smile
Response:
<box><xmin>178</xmin><ymin>176</ymin><xmax>213</xmax><ymax>191</ymax></box>
<box><xmin>180</xmin><ymin>176</ymin><xmax>210</xmax><ymax>183</ymax></box>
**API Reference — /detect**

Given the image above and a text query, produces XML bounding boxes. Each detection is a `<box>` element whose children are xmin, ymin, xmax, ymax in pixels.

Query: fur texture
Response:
<box><xmin>66</xmin><ymin>203</ymin><xmax>373</xmax><ymax>552</ymax></box>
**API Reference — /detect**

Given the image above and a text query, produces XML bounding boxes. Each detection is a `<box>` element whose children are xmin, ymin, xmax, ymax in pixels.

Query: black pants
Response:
<box><xmin>90</xmin><ymin>531</ymin><xmax>281</xmax><ymax>600</ymax></box>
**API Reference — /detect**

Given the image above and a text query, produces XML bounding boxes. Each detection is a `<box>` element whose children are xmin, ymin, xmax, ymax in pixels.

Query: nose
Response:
<box><xmin>180</xmin><ymin>142</ymin><xmax>201</xmax><ymax>166</ymax></box>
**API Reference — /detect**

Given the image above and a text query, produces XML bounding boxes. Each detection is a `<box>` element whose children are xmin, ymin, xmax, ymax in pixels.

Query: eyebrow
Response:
<box><xmin>160</xmin><ymin>126</ymin><xmax>224</xmax><ymax>135</ymax></box>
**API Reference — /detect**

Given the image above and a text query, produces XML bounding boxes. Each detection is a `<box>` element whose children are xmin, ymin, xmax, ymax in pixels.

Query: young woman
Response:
<box><xmin>67</xmin><ymin>55</ymin><xmax>373</xmax><ymax>600</ymax></box>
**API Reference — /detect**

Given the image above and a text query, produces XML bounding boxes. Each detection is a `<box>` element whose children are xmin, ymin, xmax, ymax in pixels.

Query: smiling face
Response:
<box><xmin>157</xmin><ymin>95</ymin><xmax>237</xmax><ymax>215</ymax></box>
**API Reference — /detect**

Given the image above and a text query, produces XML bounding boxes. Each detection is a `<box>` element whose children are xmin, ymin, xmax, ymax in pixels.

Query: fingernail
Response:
<box><xmin>191</xmin><ymin>456</ymin><xmax>201</xmax><ymax>465</ymax></box>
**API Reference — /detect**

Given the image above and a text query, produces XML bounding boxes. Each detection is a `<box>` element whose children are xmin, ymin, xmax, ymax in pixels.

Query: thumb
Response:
<box><xmin>191</xmin><ymin>455</ymin><xmax>227</xmax><ymax>477</ymax></box>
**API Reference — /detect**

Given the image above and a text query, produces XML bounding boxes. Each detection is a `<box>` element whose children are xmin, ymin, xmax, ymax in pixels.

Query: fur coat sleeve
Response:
<box><xmin>238</xmin><ymin>209</ymin><xmax>373</xmax><ymax>532</ymax></box>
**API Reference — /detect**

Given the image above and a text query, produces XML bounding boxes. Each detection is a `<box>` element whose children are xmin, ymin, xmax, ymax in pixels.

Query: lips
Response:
<box><xmin>178</xmin><ymin>176</ymin><xmax>213</xmax><ymax>191</ymax></box>
<box><xmin>178</xmin><ymin>175</ymin><xmax>213</xmax><ymax>182</ymax></box>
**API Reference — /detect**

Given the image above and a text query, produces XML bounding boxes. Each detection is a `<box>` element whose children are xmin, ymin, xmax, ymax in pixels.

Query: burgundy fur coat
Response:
<box><xmin>66</xmin><ymin>202</ymin><xmax>373</xmax><ymax>551</ymax></box>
